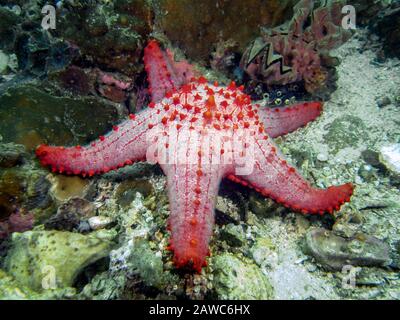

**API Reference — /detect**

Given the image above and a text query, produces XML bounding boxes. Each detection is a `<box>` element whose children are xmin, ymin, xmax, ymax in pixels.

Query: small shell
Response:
<box><xmin>379</xmin><ymin>144</ymin><xmax>400</xmax><ymax>175</ymax></box>
<box><xmin>88</xmin><ymin>216</ymin><xmax>113</xmax><ymax>230</ymax></box>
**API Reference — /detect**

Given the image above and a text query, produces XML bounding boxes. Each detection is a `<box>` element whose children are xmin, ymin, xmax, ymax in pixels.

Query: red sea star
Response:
<box><xmin>36</xmin><ymin>40</ymin><xmax>354</xmax><ymax>272</ymax></box>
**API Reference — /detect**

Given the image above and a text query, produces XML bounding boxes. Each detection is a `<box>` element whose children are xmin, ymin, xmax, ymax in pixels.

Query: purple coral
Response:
<box><xmin>0</xmin><ymin>211</ymin><xmax>34</xmax><ymax>240</ymax></box>
<box><xmin>240</xmin><ymin>0</ymin><xmax>352</xmax><ymax>93</ymax></box>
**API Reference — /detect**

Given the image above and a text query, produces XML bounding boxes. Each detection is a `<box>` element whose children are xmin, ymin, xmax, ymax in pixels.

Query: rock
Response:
<box><xmin>79</xmin><ymin>272</ymin><xmax>126</xmax><ymax>300</ymax></box>
<box><xmin>156</xmin><ymin>0</ymin><xmax>295</xmax><ymax>61</ymax></box>
<box><xmin>0</xmin><ymin>50</ymin><xmax>8</xmax><ymax>74</ymax></box>
<box><xmin>109</xmin><ymin>238</ymin><xmax>167</xmax><ymax>289</ymax></box>
<box><xmin>77</xmin><ymin>221</ymin><xmax>91</xmax><ymax>234</ymax></box>
<box><xmin>115</xmin><ymin>179</ymin><xmax>154</xmax><ymax>208</ymax></box>
<box><xmin>0</xmin><ymin>84</ymin><xmax>122</xmax><ymax>151</ymax></box>
<box><xmin>215</xmin><ymin>195</ymin><xmax>241</xmax><ymax>224</ymax></box>
<box><xmin>361</xmin><ymin>149</ymin><xmax>387</xmax><ymax>172</ymax></box>
<box><xmin>317</xmin><ymin>153</ymin><xmax>329</xmax><ymax>162</ymax></box>
<box><xmin>212</xmin><ymin>253</ymin><xmax>274</xmax><ymax>299</ymax></box>
<box><xmin>370</xmin><ymin>5</ymin><xmax>400</xmax><ymax>58</ymax></box>
<box><xmin>358</xmin><ymin>164</ymin><xmax>378</xmax><ymax>183</ymax></box>
<box><xmin>250</xmin><ymin>237</ymin><xmax>278</xmax><ymax>269</ymax></box>
<box><xmin>0</xmin><ymin>269</ymin><xmax>76</xmax><ymax>300</ymax></box>
<box><xmin>3</xmin><ymin>229</ymin><xmax>117</xmax><ymax>291</ymax></box>
<box><xmin>332</xmin><ymin>211</ymin><xmax>365</xmax><ymax>239</ymax></box>
<box><xmin>376</xmin><ymin>96</ymin><xmax>392</xmax><ymax>108</ymax></box>
<box><xmin>55</xmin><ymin>0</ymin><xmax>151</xmax><ymax>76</ymax></box>
<box><xmin>44</xmin><ymin>198</ymin><xmax>96</xmax><ymax>231</ymax></box>
<box><xmin>0</xmin><ymin>211</ymin><xmax>34</xmax><ymax>240</ymax></box>
<box><xmin>0</xmin><ymin>166</ymin><xmax>53</xmax><ymax>221</ymax></box>
<box><xmin>88</xmin><ymin>216</ymin><xmax>113</xmax><ymax>231</ymax></box>
<box><xmin>0</xmin><ymin>143</ymin><xmax>26</xmax><ymax>168</ymax></box>
<box><xmin>55</xmin><ymin>66</ymin><xmax>91</xmax><ymax>95</ymax></box>
<box><xmin>303</xmin><ymin>228</ymin><xmax>392</xmax><ymax>271</ymax></box>
<box><xmin>352</xmin><ymin>0</ymin><xmax>391</xmax><ymax>25</ymax></box>
<box><xmin>355</xmin><ymin>268</ymin><xmax>386</xmax><ymax>287</ymax></box>
<box><xmin>0</xmin><ymin>6</ymin><xmax>21</xmax><ymax>50</ymax></box>
<box><xmin>48</xmin><ymin>175</ymin><xmax>90</xmax><ymax>202</ymax></box>
<box><xmin>248</xmin><ymin>191</ymin><xmax>279</xmax><ymax>216</ymax></box>
<box><xmin>80</xmin><ymin>193</ymin><xmax>175</xmax><ymax>299</ymax></box>
<box><xmin>379</xmin><ymin>144</ymin><xmax>400</xmax><ymax>176</ymax></box>
<box><xmin>219</xmin><ymin>224</ymin><xmax>246</xmax><ymax>247</ymax></box>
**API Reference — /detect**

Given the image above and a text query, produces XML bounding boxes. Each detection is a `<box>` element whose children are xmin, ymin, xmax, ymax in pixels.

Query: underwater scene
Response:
<box><xmin>0</xmin><ymin>0</ymin><xmax>399</xmax><ymax>301</ymax></box>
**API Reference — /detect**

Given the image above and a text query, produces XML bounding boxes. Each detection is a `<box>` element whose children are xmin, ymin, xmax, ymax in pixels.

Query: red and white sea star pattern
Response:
<box><xmin>36</xmin><ymin>40</ymin><xmax>354</xmax><ymax>272</ymax></box>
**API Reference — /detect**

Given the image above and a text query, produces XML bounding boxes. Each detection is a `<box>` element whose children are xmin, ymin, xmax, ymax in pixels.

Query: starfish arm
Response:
<box><xmin>259</xmin><ymin>101</ymin><xmax>323</xmax><ymax>138</ymax></box>
<box><xmin>36</xmin><ymin>108</ymin><xmax>157</xmax><ymax>176</ymax></box>
<box><xmin>144</xmin><ymin>40</ymin><xmax>196</xmax><ymax>103</ymax></box>
<box><xmin>160</xmin><ymin>133</ymin><xmax>230</xmax><ymax>272</ymax></box>
<box><xmin>230</xmin><ymin>136</ymin><xmax>353</xmax><ymax>214</ymax></box>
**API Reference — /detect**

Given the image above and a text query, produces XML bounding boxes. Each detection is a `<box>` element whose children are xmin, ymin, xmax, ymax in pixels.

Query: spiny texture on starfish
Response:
<box><xmin>36</xmin><ymin>39</ymin><xmax>354</xmax><ymax>272</ymax></box>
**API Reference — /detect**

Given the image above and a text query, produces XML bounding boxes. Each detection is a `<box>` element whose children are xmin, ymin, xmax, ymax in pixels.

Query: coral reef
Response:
<box><xmin>0</xmin><ymin>148</ymin><xmax>54</xmax><ymax>234</ymax></box>
<box><xmin>44</xmin><ymin>197</ymin><xmax>96</xmax><ymax>232</ymax></box>
<box><xmin>240</xmin><ymin>0</ymin><xmax>352</xmax><ymax>93</ymax></box>
<box><xmin>156</xmin><ymin>0</ymin><xmax>296</xmax><ymax>61</ymax></box>
<box><xmin>0</xmin><ymin>0</ymin><xmax>398</xmax><ymax>302</ymax></box>
<box><xmin>54</xmin><ymin>0</ymin><xmax>152</xmax><ymax>76</ymax></box>
<box><xmin>0</xmin><ymin>84</ymin><xmax>123</xmax><ymax>150</ymax></box>
<box><xmin>0</xmin><ymin>142</ymin><xmax>26</xmax><ymax>168</ymax></box>
<box><xmin>0</xmin><ymin>211</ymin><xmax>34</xmax><ymax>240</ymax></box>
<box><xmin>210</xmin><ymin>39</ymin><xmax>241</xmax><ymax>79</ymax></box>
<box><xmin>47</xmin><ymin>175</ymin><xmax>90</xmax><ymax>202</ymax></box>
<box><xmin>370</xmin><ymin>4</ymin><xmax>400</xmax><ymax>58</ymax></box>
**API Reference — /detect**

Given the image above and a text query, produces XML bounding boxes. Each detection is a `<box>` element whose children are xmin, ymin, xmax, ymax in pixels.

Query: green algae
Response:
<box><xmin>212</xmin><ymin>253</ymin><xmax>274</xmax><ymax>300</ymax></box>
<box><xmin>3</xmin><ymin>229</ymin><xmax>117</xmax><ymax>291</ymax></box>
<box><xmin>219</xmin><ymin>224</ymin><xmax>246</xmax><ymax>247</ymax></box>
<box><xmin>0</xmin><ymin>6</ymin><xmax>20</xmax><ymax>50</ymax></box>
<box><xmin>0</xmin><ymin>85</ymin><xmax>122</xmax><ymax>150</ymax></box>
<box><xmin>0</xmin><ymin>269</ymin><xmax>76</xmax><ymax>300</ymax></box>
<box><xmin>112</xmin><ymin>238</ymin><xmax>170</xmax><ymax>290</ymax></box>
<box><xmin>0</xmin><ymin>162</ymin><xmax>53</xmax><ymax>221</ymax></box>
<box><xmin>115</xmin><ymin>179</ymin><xmax>154</xmax><ymax>208</ymax></box>
<box><xmin>55</xmin><ymin>0</ymin><xmax>151</xmax><ymax>76</ymax></box>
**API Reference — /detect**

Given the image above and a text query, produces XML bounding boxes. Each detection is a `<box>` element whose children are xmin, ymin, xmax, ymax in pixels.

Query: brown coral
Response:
<box><xmin>156</xmin><ymin>0</ymin><xmax>296</xmax><ymax>61</ymax></box>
